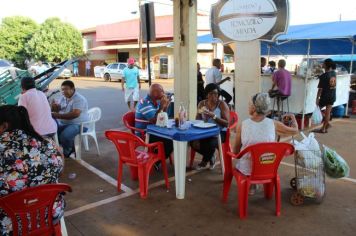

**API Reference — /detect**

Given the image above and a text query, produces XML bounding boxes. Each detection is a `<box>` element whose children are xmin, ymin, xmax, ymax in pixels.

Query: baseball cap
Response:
<box><xmin>127</xmin><ymin>58</ymin><xmax>135</xmax><ymax>65</ymax></box>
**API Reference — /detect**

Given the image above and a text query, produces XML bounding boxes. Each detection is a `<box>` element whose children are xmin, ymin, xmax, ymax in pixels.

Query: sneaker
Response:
<box><xmin>209</xmin><ymin>155</ymin><xmax>216</xmax><ymax>170</ymax></box>
<box><xmin>195</xmin><ymin>161</ymin><xmax>208</xmax><ymax>170</ymax></box>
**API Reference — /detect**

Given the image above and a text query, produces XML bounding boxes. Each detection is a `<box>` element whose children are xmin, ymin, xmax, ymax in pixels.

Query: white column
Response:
<box><xmin>232</xmin><ymin>41</ymin><xmax>262</xmax><ymax>122</ymax></box>
<box><xmin>173</xmin><ymin>0</ymin><xmax>197</xmax><ymax>119</ymax></box>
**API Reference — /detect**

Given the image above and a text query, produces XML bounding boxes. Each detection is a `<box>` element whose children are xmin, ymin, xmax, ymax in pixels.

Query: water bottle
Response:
<box><xmin>178</xmin><ymin>102</ymin><xmax>187</xmax><ymax>129</ymax></box>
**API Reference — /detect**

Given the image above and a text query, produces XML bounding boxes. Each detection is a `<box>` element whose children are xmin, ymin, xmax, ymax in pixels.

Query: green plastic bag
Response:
<box><xmin>323</xmin><ymin>145</ymin><xmax>350</xmax><ymax>178</ymax></box>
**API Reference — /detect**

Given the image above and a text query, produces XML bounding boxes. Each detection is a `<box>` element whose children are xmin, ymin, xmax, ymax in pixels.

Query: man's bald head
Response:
<box><xmin>149</xmin><ymin>83</ymin><xmax>165</xmax><ymax>100</ymax></box>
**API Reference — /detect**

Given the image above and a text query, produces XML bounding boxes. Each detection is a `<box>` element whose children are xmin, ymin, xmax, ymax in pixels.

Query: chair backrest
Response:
<box><xmin>105</xmin><ymin>130</ymin><xmax>146</xmax><ymax>164</ymax></box>
<box><xmin>229</xmin><ymin>111</ymin><xmax>238</xmax><ymax>130</ymax></box>
<box><xmin>226</xmin><ymin>142</ymin><xmax>294</xmax><ymax>180</ymax></box>
<box><xmin>122</xmin><ymin>111</ymin><xmax>136</xmax><ymax>134</ymax></box>
<box><xmin>88</xmin><ymin>107</ymin><xmax>102</xmax><ymax>122</ymax></box>
<box><xmin>84</xmin><ymin>107</ymin><xmax>101</xmax><ymax>133</ymax></box>
<box><xmin>246</xmin><ymin>142</ymin><xmax>294</xmax><ymax>180</ymax></box>
<box><xmin>0</xmin><ymin>184</ymin><xmax>72</xmax><ymax>236</ymax></box>
<box><xmin>223</xmin><ymin>111</ymin><xmax>239</xmax><ymax>151</ymax></box>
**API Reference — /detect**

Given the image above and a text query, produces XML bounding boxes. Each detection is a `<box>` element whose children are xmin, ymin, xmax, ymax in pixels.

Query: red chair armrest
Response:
<box><xmin>227</xmin><ymin>147</ymin><xmax>250</xmax><ymax>160</ymax></box>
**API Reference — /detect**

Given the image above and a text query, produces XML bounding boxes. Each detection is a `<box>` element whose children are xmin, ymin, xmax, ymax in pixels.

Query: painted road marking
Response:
<box><xmin>65</xmin><ymin>168</ymin><xmax>203</xmax><ymax>217</ymax></box>
<box><xmin>78</xmin><ymin>159</ymin><xmax>134</xmax><ymax>194</ymax></box>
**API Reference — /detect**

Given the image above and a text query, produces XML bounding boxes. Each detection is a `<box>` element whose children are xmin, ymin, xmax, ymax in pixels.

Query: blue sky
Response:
<box><xmin>1</xmin><ymin>0</ymin><xmax>356</xmax><ymax>29</ymax></box>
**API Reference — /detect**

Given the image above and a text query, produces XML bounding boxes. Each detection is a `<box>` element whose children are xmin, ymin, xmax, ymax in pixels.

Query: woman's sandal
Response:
<box><xmin>313</xmin><ymin>129</ymin><xmax>328</xmax><ymax>134</ymax></box>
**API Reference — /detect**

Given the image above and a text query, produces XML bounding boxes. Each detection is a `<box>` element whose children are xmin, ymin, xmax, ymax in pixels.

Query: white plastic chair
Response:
<box><xmin>74</xmin><ymin>107</ymin><xmax>101</xmax><ymax>160</ymax></box>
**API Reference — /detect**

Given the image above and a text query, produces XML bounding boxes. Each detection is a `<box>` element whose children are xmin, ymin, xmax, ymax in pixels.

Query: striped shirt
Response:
<box><xmin>135</xmin><ymin>95</ymin><xmax>160</xmax><ymax>131</ymax></box>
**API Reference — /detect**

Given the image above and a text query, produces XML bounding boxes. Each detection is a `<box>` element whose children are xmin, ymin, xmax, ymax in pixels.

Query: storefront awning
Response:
<box><xmin>90</xmin><ymin>43</ymin><xmax>170</xmax><ymax>51</ymax></box>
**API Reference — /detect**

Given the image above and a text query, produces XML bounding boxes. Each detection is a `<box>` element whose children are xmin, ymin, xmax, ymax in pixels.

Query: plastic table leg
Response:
<box><xmin>173</xmin><ymin>140</ymin><xmax>188</xmax><ymax>199</ymax></box>
<box><xmin>217</xmin><ymin>134</ymin><xmax>224</xmax><ymax>174</ymax></box>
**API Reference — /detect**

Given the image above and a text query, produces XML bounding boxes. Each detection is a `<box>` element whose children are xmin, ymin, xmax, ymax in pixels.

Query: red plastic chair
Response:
<box><xmin>105</xmin><ymin>130</ymin><xmax>170</xmax><ymax>199</ymax></box>
<box><xmin>122</xmin><ymin>111</ymin><xmax>145</xmax><ymax>139</ymax></box>
<box><xmin>189</xmin><ymin>111</ymin><xmax>238</xmax><ymax>169</ymax></box>
<box><xmin>0</xmin><ymin>183</ymin><xmax>72</xmax><ymax>236</ymax></box>
<box><xmin>122</xmin><ymin>111</ymin><xmax>173</xmax><ymax>167</ymax></box>
<box><xmin>222</xmin><ymin>142</ymin><xmax>294</xmax><ymax>219</ymax></box>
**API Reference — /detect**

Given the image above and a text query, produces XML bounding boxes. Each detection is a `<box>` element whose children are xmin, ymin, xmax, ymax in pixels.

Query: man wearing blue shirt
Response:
<box><xmin>122</xmin><ymin>58</ymin><xmax>141</xmax><ymax>110</ymax></box>
<box><xmin>135</xmin><ymin>84</ymin><xmax>173</xmax><ymax>159</ymax></box>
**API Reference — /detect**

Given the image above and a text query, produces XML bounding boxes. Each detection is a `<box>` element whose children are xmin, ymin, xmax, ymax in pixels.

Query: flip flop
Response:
<box><xmin>313</xmin><ymin>129</ymin><xmax>328</xmax><ymax>134</ymax></box>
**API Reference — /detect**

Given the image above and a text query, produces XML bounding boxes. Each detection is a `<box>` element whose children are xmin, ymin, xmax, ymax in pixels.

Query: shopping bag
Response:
<box><xmin>292</xmin><ymin>132</ymin><xmax>322</xmax><ymax>169</ymax></box>
<box><xmin>323</xmin><ymin>145</ymin><xmax>350</xmax><ymax>178</ymax></box>
<box><xmin>311</xmin><ymin>106</ymin><xmax>323</xmax><ymax>125</ymax></box>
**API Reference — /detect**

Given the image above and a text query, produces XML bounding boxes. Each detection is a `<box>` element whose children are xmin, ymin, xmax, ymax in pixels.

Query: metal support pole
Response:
<box><xmin>144</xmin><ymin>3</ymin><xmax>152</xmax><ymax>86</ymax></box>
<box><xmin>301</xmin><ymin>40</ymin><xmax>311</xmax><ymax>130</ymax></box>
<box><xmin>345</xmin><ymin>38</ymin><xmax>355</xmax><ymax>116</ymax></box>
<box><xmin>138</xmin><ymin>0</ymin><xmax>143</xmax><ymax>67</ymax></box>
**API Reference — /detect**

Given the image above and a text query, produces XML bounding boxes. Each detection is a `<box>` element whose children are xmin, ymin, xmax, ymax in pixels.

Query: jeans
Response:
<box><xmin>58</xmin><ymin>124</ymin><xmax>80</xmax><ymax>157</ymax></box>
<box><xmin>86</xmin><ymin>68</ymin><xmax>90</xmax><ymax>76</ymax></box>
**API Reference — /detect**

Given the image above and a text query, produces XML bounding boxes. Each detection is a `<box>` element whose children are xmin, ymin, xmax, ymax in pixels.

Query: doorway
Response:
<box><xmin>118</xmin><ymin>52</ymin><xmax>129</xmax><ymax>63</ymax></box>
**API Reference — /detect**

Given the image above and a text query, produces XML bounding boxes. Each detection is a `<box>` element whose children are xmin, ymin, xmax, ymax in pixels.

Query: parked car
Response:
<box><xmin>94</xmin><ymin>66</ymin><xmax>106</xmax><ymax>78</ymax></box>
<box><xmin>0</xmin><ymin>59</ymin><xmax>14</xmax><ymax>74</ymax></box>
<box><xmin>103</xmin><ymin>63</ymin><xmax>155</xmax><ymax>82</ymax></box>
<box><xmin>29</xmin><ymin>62</ymin><xmax>72</xmax><ymax>79</ymax></box>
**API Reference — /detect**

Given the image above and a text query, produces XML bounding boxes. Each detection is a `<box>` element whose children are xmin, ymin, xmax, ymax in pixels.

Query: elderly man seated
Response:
<box><xmin>135</xmin><ymin>83</ymin><xmax>173</xmax><ymax>159</ymax></box>
<box><xmin>51</xmin><ymin>80</ymin><xmax>89</xmax><ymax>158</ymax></box>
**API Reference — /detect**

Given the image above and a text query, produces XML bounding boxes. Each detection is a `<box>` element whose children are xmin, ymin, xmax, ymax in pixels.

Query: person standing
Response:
<box><xmin>315</xmin><ymin>58</ymin><xmax>337</xmax><ymax>133</ymax></box>
<box><xmin>197</xmin><ymin>63</ymin><xmax>205</xmax><ymax>104</ymax></box>
<box><xmin>85</xmin><ymin>59</ymin><xmax>91</xmax><ymax>77</ymax></box>
<box><xmin>122</xmin><ymin>58</ymin><xmax>141</xmax><ymax>110</ymax></box>
<box><xmin>51</xmin><ymin>80</ymin><xmax>89</xmax><ymax>158</ymax></box>
<box><xmin>73</xmin><ymin>60</ymin><xmax>79</xmax><ymax>77</ymax></box>
<box><xmin>205</xmin><ymin>58</ymin><xmax>232</xmax><ymax>104</ymax></box>
<box><xmin>18</xmin><ymin>77</ymin><xmax>57</xmax><ymax>138</ymax></box>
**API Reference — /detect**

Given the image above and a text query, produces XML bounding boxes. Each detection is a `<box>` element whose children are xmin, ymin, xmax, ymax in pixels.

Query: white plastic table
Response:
<box><xmin>146</xmin><ymin>123</ymin><xmax>223</xmax><ymax>199</ymax></box>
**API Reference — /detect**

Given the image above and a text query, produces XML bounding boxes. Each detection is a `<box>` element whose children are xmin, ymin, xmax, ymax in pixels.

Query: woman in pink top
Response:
<box><xmin>18</xmin><ymin>77</ymin><xmax>57</xmax><ymax>137</ymax></box>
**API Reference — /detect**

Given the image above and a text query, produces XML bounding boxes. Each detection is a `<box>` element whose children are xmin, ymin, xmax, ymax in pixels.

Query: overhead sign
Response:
<box><xmin>211</xmin><ymin>0</ymin><xmax>289</xmax><ymax>43</ymax></box>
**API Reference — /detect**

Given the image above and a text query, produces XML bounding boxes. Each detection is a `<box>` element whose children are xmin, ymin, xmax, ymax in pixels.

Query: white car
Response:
<box><xmin>0</xmin><ymin>59</ymin><xmax>14</xmax><ymax>74</ymax></box>
<box><xmin>94</xmin><ymin>66</ymin><xmax>106</xmax><ymax>78</ymax></box>
<box><xmin>103</xmin><ymin>63</ymin><xmax>155</xmax><ymax>82</ymax></box>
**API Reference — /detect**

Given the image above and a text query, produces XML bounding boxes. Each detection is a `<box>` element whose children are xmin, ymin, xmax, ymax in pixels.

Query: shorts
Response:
<box><xmin>125</xmin><ymin>87</ymin><xmax>140</xmax><ymax>102</ymax></box>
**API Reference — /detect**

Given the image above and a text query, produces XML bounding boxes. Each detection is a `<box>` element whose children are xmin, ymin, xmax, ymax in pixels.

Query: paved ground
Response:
<box><xmin>50</xmin><ymin>77</ymin><xmax>356</xmax><ymax>236</ymax></box>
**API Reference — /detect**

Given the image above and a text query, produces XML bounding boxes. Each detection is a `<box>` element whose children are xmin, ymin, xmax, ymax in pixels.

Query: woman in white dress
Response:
<box><xmin>234</xmin><ymin>93</ymin><xmax>298</xmax><ymax>194</ymax></box>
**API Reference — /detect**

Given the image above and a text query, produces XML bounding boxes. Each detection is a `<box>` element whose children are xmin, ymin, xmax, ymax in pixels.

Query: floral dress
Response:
<box><xmin>0</xmin><ymin>130</ymin><xmax>64</xmax><ymax>236</ymax></box>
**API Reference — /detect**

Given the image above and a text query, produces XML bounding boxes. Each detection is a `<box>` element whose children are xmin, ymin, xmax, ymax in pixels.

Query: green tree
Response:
<box><xmin>0</xmin><ymin>16</ymin><xmax>38</xmax><ymax>68</ymax></box>
<box><xmin>26</xmin><ymin>18</ymin><xmax>83</xmax><ymax>62</ymax></box>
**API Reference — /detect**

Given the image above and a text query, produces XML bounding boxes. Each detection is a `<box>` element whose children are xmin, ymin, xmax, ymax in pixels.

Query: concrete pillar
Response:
<box><xmin>232</xmin><ymin>41</ymin><xmax>261</xmax><ymax>122</ymax></box>
<box><xmin>173</xmin><ymin>0</ymin><xmax>197</xmax><ymax>119</ymax></box>
<box><xmin>213</xmin><ymin>43</ymin><xmax>224</xmax><ymax>60</ymax></box>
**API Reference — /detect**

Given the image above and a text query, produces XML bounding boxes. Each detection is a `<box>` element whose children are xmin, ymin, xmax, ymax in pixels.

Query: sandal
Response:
<box><xmin>313</xmin><ymin>129</ymin><xmax>328</xmax><ymax>134</ymax></box>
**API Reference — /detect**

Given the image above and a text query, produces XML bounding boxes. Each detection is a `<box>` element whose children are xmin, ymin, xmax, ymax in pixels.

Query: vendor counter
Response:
<box><xmin>220</xmin><ymin>73</ymin><xmax>351</xmax><ymax>115</ymax></box>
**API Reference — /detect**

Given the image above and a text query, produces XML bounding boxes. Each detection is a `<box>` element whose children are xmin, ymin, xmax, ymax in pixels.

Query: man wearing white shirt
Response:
<box><xmin>205</xmin><ymin>59</ymin><xmax>232</xmax><ymax>104</ymax></box>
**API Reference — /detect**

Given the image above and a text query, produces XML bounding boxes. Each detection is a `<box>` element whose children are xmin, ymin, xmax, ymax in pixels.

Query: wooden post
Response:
<box><xmin>173</xmin><ymin>0</ymin><xmax>197</xmax><ymax>119</ymax></box>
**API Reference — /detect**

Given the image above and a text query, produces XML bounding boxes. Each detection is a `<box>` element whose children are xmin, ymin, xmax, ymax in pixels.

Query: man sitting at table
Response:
<box><xmin>135</xmin><ymin>83</ymin><xmax>173</xmax><ymax>159</ymax></box>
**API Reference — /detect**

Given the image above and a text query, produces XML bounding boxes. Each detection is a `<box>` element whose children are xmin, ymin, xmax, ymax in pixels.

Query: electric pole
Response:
<box><xmin>138</xmin><ymin>0</ymin><xmax>143</xmax><ymax>68</ymax></box>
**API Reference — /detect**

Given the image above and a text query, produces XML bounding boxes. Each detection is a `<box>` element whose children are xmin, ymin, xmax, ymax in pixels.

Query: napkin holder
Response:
<box><xmin>156</xmin><ymin>111</ymin><xmax>169</xmax><ymax>127</ymax></box>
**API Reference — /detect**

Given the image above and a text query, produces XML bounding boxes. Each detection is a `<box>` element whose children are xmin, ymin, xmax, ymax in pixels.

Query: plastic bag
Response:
<box><xmin>297</xmin><ymin>176</ymin><xmax>325</xmax><ymax>198</ymax></box>
<box><xmin>312</xmin><ymin>106</ymin><xmax>323</xmax><ymax>124</ymax></box>
<box><xmin>292</xmin><ymin>132</ymin><xmax>322</xmax><ymax>169</ymax></box>
<box><xmin>323</xmin><ymin>145</ymin><xmax>350</xmax><ymax>178</ymax></box>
